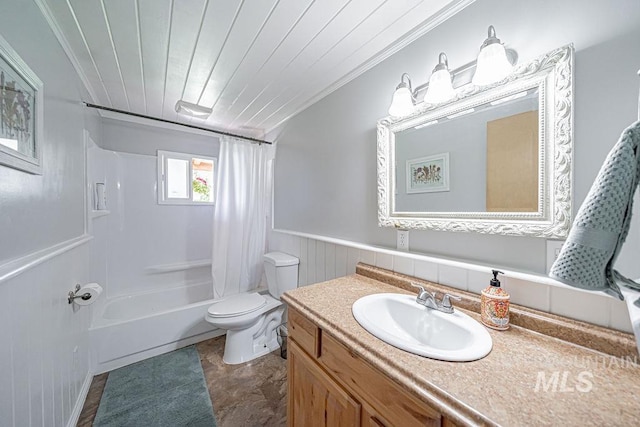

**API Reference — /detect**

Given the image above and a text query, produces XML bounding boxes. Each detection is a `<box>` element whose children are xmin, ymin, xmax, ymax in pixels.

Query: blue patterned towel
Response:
<box><xmin>550</xmin><ymin>121</ymin><xmax>640</xmax><ymax>299</ymax></box>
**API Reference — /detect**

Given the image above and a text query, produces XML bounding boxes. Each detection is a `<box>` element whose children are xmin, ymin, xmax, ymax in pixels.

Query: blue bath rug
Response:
<box><xmin>93</xmin><ymin>346</ymin><xmax>217</xmax><ymax>427</ymax></box>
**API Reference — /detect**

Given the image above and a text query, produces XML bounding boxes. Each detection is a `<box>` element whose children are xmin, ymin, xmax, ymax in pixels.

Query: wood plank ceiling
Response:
<box><xmin>39</xmin><ymin>0</ymin><xmax>472</xmax><ymax>138</ymax></box>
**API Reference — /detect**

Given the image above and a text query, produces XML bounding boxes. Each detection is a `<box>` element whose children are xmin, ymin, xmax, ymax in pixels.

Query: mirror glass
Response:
<box><xmin>377</xmin><ymin>45</ymin><xmax>573</xmax><ymax>238</ymax></box>
<box><xmin>395</xmin><ymin>88</ymin><xmax>539</xmax><ymax>213</ymax></box>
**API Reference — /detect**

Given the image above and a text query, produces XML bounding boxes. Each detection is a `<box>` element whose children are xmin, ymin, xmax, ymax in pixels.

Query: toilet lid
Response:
<box><xmin>207</xmin><ymin>293</ymin><xmax>267</xmax><ymax>317</ymax></box>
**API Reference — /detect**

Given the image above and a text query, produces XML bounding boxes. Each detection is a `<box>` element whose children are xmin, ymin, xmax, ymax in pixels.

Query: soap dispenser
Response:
<box><xmin>480</xmin><ymin>270</ymin><xmax>510</xmax><ymax>330</ymax></box>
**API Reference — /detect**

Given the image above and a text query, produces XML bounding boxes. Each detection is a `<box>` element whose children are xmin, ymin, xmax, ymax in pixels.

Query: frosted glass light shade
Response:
<box><xmin>424</xmin><ymin>68</ymin><xmax>455</xmax><ymax>104</ymax></box>
<box><xmin>175</xmin><ymin>100</ymin><xmax>212</xmax><ymax>118</ymax></box>
<box><xmin>472</xmin><ymin>43</ymin><xmax>513</xmax><ymax>86</ymax></box>
<box><xmin>388</xmin><ymin>86</ymin><xmax>414</xmax><ymax>117</ymax></box>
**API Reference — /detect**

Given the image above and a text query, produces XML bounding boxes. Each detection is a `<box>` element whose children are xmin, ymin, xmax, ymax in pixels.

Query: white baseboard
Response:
<box><xmin>67</xmin><ymin>371</ymin><xmax>93</xmax><ymax>427</ymax></box>
<box><xmin>94</xmin><ymin>329</ymin><xmax>225</xmax><ymax>374</ymax></box>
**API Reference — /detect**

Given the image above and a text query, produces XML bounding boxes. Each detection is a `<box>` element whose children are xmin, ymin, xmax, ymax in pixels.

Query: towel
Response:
<box><xmin>550</xmin><ymin>121</ymin><xmax>640</xmax><ymax>300</ymax></box>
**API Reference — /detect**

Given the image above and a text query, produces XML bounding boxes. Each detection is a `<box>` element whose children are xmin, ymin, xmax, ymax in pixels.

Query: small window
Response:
<box><xmin>157</xmin><ymin>150</ymin><xmax>216</xmax><ymax>205</ymax></box>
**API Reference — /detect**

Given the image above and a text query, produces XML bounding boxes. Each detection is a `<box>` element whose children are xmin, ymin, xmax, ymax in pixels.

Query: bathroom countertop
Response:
<box><xmin>282</xmin><ymin>272</ymin><xmax>640</xmax><ymax>426</ymax></box>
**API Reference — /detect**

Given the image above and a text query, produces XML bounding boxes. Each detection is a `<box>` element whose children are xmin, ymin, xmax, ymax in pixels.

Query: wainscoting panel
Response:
<box><xmin>0</xmin><ymin>240</ymin><xmax>92</xmax><ymax>427</ymax></box>
<box><xmin>269</xmin><ymin>230</ymin><xmax>633</xmax><ymax>333</ymax></box>
<box><xmin>315</xmin><ymin>241</ymin><xmax>326</xmax><ymax>284</ymax></box>
<box><xmin>306</xmin><ymin>239</ymin><xmax>317</xmax><ymax>286</ymax></box>
<box><xmin>298</xmin><ymin>237</ymin><xmax>309</xmax><ymax>286</ymax></box>
<box><xmin>268</xmin><ymin>232</ymin><xmax>371</xmax><ymax>288</ymax></box>
<box><xmin>325</xmin><ymin>243</ymin><xmax>336</xmax><ymax>282</ymax></box>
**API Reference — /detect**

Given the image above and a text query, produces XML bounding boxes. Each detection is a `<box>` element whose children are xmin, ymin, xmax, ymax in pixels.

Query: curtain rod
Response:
<box><xmin>83</xmin><ymin>102</ymin><xmax>272</xmax><ymax>145</ymax></box>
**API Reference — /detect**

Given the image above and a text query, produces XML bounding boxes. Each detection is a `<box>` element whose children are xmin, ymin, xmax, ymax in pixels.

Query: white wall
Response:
<box><xmin>272</xmin><ymin>0</ymin><xmax>640</xmax><ymax>276</ymax></box>
<box><xmin>0</xmin><ymin>0</ymin><xmax>101</xmax><ymax>425</ymax></box>
<box><xmin>92</xmin><ymin>120</ymin><xmax>219</xmax><ymax>298</ymax></box>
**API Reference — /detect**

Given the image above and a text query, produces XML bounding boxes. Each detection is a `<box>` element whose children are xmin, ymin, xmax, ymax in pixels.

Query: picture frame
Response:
<box><xmin>0</xmin><ymin>34</ymin><xmax>43</xmax><ymax>175</ymax></box>
<box><xmin>406</xmin><ymin>152</ymin><xmax>450</xmax><ymax>194</ymax></box>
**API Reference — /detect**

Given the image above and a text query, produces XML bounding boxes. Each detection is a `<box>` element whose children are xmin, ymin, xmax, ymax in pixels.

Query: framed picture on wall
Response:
<box><xmin>406</xmin><ymin>152</ymin><xmax>450</xmax><ymax>194</ymax></box>
<box><xmin>0</xmin><ymin>34</ymin><xmax>43</xmax><ymax>175</ymax></box>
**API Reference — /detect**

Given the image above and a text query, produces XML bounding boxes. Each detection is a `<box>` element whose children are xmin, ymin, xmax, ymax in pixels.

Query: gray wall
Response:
<box><xmin>0</xmin><ymin>0</ymin><xmax>100</xmax><ymax>425</ymax></box>
<box><xmin>100</xmin><ymin>118</ymin><xmax>219</xmax><ymax>157</ymax></box>
<box><xmin>272</xmin><ymin>0</ymin><xmax>640</xmax><ymax>275</ymax></box>
<box><xmin>0</xmin><ymin>2</ymin><xmax>100</xmax><ymax>262</ymax></box>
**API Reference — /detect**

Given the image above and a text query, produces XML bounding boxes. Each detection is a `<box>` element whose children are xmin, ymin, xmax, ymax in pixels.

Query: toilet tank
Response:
<box><xmin>263</xmin><ymin>252</ymin><xmax>299</xmax><ymax>300</ymax></box>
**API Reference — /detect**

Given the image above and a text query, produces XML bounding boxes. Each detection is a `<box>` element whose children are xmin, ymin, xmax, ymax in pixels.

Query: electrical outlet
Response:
<box><xmin>397</xmin><ymin>229</ymin><xmax>409</xmax><ymax>251</ymax></box>
<box><xmin>546</xmin><ymin>240</ymin><xmax>565</xmax><ymax>273</ymax></box>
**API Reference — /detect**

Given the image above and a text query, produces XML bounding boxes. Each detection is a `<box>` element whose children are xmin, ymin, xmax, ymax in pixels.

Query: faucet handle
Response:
<box><xmin>410</xmin><ymin>282</ymin><xmax>432</xmax><ymax>300</ymax></box>
<box><xmin>441</xmin><ymin>293</ymin><xmax>462</xmax><ymax>308</ymax></box>
<box><xmin>409</xmin><ymin>282</ymin><xmax>426</xmax><ymax>293</ymax></box>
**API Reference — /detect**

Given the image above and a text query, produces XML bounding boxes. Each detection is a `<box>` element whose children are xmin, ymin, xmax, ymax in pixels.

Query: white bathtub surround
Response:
<box><xmin>212</xmin><ymin>136</ymin><xmax>275</xmax><ymax>298</ymax></box>
<box><xmin>87</xmin><ymin>145</ymin><xmax>215</xmax><ymax>298</ymax></box>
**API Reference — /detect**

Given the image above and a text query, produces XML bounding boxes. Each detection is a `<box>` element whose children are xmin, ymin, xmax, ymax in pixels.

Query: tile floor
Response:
<box><xmin>77</xmin><ymin>336</ymin><xmax>287</xmax><ymax>426</ymax></box>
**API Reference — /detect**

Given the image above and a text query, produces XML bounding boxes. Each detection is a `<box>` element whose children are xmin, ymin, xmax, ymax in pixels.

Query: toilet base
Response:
<box><xmin>222</xmin><ymin>306</ymin><xmax>285</xmax><ymax>364</ymax></box>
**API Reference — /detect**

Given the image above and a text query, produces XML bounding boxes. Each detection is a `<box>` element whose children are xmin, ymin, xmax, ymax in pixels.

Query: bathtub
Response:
<box><xmin>90</xmin><ymin>283</ymin><xmax>267</xmax><ymax>373</ymax></box>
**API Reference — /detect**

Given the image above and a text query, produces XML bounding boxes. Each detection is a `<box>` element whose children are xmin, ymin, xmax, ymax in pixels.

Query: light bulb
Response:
<box><xmin>424</xmin><ymin>68</ymin><xmax>455</xmax><ymax>104</ymax></box>
<box><xmin>472</xmin><ymin>26</ymin><xmax>513</xmax><ymax>86</ymax></box>
<box><xmin>388</xmin><ymin>86</ymin><xmax>414</xmax><ymax>117</ymax></box>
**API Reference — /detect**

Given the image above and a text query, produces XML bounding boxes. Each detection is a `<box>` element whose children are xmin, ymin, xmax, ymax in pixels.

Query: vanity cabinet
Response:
<box><xmin>289</xmin><ymin>340</ymin><xmax>361</xmax><ymax>426</ymax></box>
<box><xmin>288</xmin><ymin>308</ymin><xmax>445</xmax><ymax>427</ymax></box>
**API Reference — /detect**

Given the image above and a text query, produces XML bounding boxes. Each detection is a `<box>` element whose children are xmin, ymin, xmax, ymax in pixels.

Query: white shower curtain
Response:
<box><xmin>211</xmin><ymin>136</ymin><xmax>273</xmax><ymax>299</ymax></box>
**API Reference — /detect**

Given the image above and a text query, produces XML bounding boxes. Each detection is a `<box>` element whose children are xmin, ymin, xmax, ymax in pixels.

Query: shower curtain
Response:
<box><xmin>211</xmin><ymin>136</ymin><xmax>273</xmax><ymax>299</ymax></box>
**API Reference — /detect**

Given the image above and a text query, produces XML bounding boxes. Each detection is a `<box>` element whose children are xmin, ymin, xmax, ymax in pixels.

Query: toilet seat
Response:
<box><xmin>207</xmin><ymin>293</ymin><xmax>267</xmax><ymax>318</ymax></box>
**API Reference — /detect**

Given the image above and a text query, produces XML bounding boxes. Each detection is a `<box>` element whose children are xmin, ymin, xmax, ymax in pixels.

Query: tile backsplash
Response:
<box><xmin>269</xmin><ymin>230</ymin><xmax>633</xmax><ymax>333</ymax></box>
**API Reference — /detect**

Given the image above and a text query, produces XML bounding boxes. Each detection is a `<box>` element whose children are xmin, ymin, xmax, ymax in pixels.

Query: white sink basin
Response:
<box><xmin>352</xmin><ymin>293</ymin><xmax>492</xmax><ymax>362</ymax></box>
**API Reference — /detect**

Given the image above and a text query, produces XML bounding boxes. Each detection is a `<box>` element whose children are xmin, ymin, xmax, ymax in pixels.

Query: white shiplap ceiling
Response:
<box><xmin>37</xmin><ymin>0</ymin><xmax>473</xmax><ymax>138</ymax></box>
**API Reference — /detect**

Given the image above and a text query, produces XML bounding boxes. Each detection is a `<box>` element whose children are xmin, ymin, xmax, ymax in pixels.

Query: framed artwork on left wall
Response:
<box><xmin>0</xmin><ymin>34</ymin><xmax>43</xmax><ymax>175</ymax></box>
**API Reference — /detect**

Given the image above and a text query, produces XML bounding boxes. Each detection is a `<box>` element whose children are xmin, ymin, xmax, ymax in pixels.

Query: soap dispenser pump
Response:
<box><xmin>480</xmin><ymin>269</ymin><xmax>510</xmax><ymax>330</ymax></box>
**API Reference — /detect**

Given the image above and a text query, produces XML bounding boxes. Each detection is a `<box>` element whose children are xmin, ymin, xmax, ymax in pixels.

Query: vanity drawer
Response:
<box><xmin>319</xmin><ymin>332</ymin><xmax>441</xmax><ymax>427</ymax></box>
<box><xmin>288</xmin><ymin>308</ymin><xmax>320</xmax><ymax>358</ymax></box>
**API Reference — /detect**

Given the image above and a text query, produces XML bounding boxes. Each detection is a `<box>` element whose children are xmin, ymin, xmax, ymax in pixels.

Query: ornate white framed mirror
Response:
<box><xmin>377</xmin><ymin>44</ymin><xmax>573</xmax><ymax>238</ymax></box>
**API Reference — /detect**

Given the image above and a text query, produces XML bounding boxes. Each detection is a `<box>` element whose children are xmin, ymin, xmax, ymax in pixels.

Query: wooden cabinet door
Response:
<box><xmin>319</xmin><ymin>333</ymin><xmax>441</xmax><ymax>427</ymax></box>
<box><xmin>362</xmin><ymin>404</ymin><xmax>388</xmax><ymax>427</ymax></box>
<box><xmin>289</xmin><ymin>340</ymin><xmax>361</xmax><ymax>427</ymax></box>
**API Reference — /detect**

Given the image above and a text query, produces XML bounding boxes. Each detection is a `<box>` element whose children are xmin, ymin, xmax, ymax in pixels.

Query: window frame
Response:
<box><xmin>157</xmin><ymin>150</ymin><xmax>217</xmax><ymax>206</ymax></box>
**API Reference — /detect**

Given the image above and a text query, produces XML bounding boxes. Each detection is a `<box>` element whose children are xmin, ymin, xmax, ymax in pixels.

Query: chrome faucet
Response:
<box><xmin>410</xmin><ymin>283</ymin><xmax>461</xmax><ymax>314</ymax></box>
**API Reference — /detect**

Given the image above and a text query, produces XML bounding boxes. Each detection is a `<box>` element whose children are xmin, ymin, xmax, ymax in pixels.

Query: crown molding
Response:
<box><xmin>265</xmin><ymin>0</ymin><xmax>477</xmax><ymax>133</ymax></box>
<box><xmin>34</xmin><ymin>0</ymin><xmax>99</xmax><ymax>104</ymax></box>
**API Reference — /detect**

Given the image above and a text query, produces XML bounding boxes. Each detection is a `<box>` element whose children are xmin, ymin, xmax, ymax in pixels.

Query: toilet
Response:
<box><xmin>205</xmin><ymin>252</ymin><xmax>299</xmax><ymax>364</ymax></box>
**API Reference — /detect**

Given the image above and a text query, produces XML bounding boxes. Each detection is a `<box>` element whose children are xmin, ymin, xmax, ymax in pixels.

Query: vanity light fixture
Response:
<box><xmin>386</xmin><ymin>24</ymin><xmax>517</xmax><ymax>118</ymax></box>
<box><xmin>472</xmin><ymin>25</ymin><xmax>513</xmax><ymax>86</ymax></box>
<box><xmin>388</xmin><ymin>73</ymin><xmax>415</xmax><ymax>117</ymax></box>
<box><xmin>423</xmin><ymin>53</ymin><xmax>455</xmax><ymax>104</ymax></box>
<box><xmin>175</xmin><ymin>100</ymin><xmax>212</xmax><ymax>119</ymax></box>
